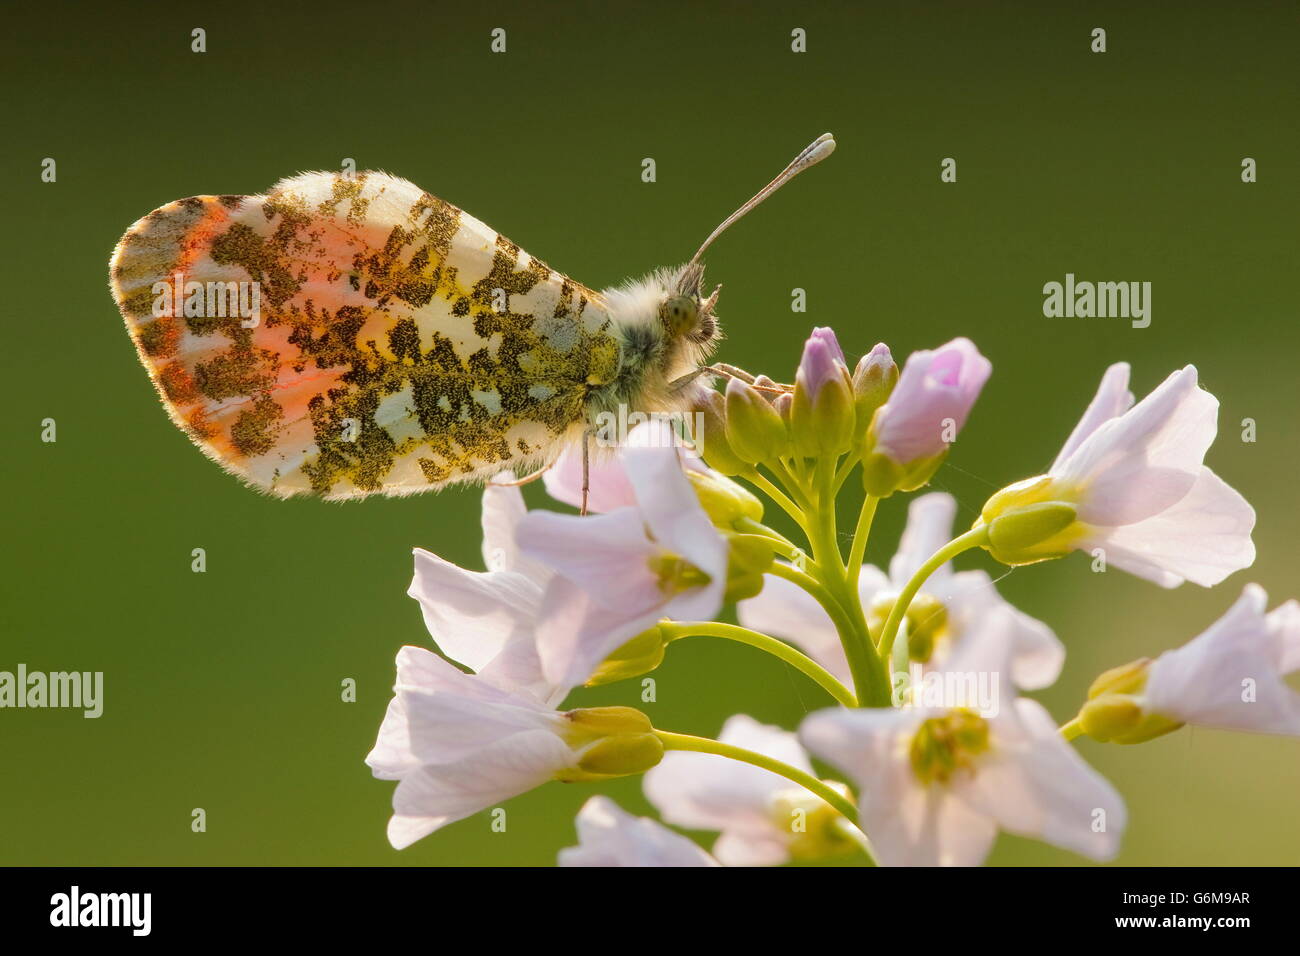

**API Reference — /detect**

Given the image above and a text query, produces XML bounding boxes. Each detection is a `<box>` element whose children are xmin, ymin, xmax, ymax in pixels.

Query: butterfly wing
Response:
<box><xmin>109</xmin><ymin>171</ymin><xmax>621</xmax><ymax>498</ymax></box>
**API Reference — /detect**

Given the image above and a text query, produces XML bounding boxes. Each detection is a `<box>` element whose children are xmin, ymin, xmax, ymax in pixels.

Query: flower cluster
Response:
<box><xmin>368</xmin><ymin>327</ymin><xmax>1294</xmax><ymax>866</ymax></box>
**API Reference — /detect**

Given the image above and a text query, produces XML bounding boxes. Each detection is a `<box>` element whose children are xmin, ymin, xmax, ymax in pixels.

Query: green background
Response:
<box><xmin>2</xmin><ymin>0</ymin><xmax>1297</xmax><ymax>866</ymax></box>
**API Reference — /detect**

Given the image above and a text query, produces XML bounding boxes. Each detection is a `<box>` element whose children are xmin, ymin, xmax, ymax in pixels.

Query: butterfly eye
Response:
<box><xmin>661</xmin><ymin>295</ymin><xmax>699</xmax><ymax>336</ymax></box>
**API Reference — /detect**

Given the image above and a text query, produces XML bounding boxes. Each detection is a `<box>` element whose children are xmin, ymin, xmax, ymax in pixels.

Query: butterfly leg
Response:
<box><xmin>685</xmin><ymin>363</ymin><xmax>793</xmax><ymax>395</ymax></box>
<box><xmin>489</xmin><ymin>464</ymin><xmax>552</xmax><ymax>487</ymax></box>
<box><xmin>581</xmin><ymin>429</ymin><xmax>592</xmax><ymax>516</ymax></box>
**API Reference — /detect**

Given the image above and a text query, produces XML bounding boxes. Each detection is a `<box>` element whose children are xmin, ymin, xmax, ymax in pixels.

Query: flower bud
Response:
<box><xmin>725</xmin><ymin>377</ymin><xmax>788</xmax><ymax>465</ymax></box>
<box><xmin>692</xmin><ymin>387</ymin><xmax>748</xmax><ymax>477</ymax></box>
<box><xmin>863</xmin><ymin>338</ymin><xmax>990</xmax><ymax>492</ymax></box>
<box><xmin>723</xmin><ymin>531</ymin><xmax>779</xmax><ymax>602</ymax></box>
<box><xmin>573</xmin><ymin>733</ymin><xmax>665</xmax><ymax>776</ymax></box>
<box><xmin>1073</xmin><ymin>657</ymin><xmax>1184</xmax><ymax>745</ymax></box>
<box><xmin>791</xmin><ymin>327</ymin><xmax>855</xmax><ymax>457</ymax></box>
<box><xmin>1087</xmin><ymin>658</ymin><xmax>1152</xmax><ymax>699</ymax></box>
<box><xmin>687</xmin><ymin>468</ymin><xmax>764</xmax><ymax>528</ymax></box>
<box><xmin>974</xmin><ymin>476</ymin><xmax>1082</xmax><ymax>565</ymax></box>
<box><xmin>557</xmin><ymin>707</ymin><xmax>665</xmax><ymax>779</ymax></box>
<box><xmin>1077</xmin><ymin>698</ymin><xmax>1184</xmax><ymax>745</ymax></box>
<box><xmin>585</xmin><ymin>626</ymin><xmax>668</xmax><ymax>687</ymax></box>
<box><xmin>564</xmin><ymin>705</ymin><xmax>655</xmax><ymax>739</ymax></box>
<box><xmin>773</xmin><ymin>390</ymin><xmax>793</xmax><ymax>427</ymax></box>
<box><xmin>852</xmin><ymin>343</ymin><xmax>897</xmax><ymax>443</ymax></box>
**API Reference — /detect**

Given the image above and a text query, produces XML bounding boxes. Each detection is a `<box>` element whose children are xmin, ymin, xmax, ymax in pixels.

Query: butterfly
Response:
<box><xmin>108</xmin><ymin>134</ymin><xmax>835</xmax><ymax>500</ymax></box>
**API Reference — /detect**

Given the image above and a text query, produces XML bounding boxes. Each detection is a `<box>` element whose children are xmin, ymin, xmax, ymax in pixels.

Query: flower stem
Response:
<box><xmin>845</xmin><ymin>495</ymin><xmax>879</xmax><ymax>593</ymax></box>
<box><xmin>744</xmin><ymin>471</ymin><xmax>811</xmax><ymax>538</ymax></box>
<box><xmin>662</xmin><ymin>621</ymin><xmax>857</xmax><ymax>707</ymax></box>
<box><xmin>1059</xmin><ymin>717</ymin><xmax>1085</xmax><ymax>741</ymax></box>
<box><xmin>768</xmin><ymin>563</ymin><xmax>859</xmax><ymax>641</ymax></box>
<box><xmin>654</xmin><ymin>730</ymin><xmax>862</xmax><ymax>831</ymax></box>
<box><xmin>831</xmin><ymin>452</ymin><xmax>861</xmax><ymax>496</ymax></box>
<box><xmin>877</xmin><ymin>526</ymin><xmax>990</xmax><ymax>661</ymax></box>
<box><xmin>733</xmin><ymin>517</ymin><xmax>798</xmax><ymax>553</ymax></box>
<box><xmin>796</xmin><ymin>460</ymin><xmax>892</xmax><ymax>708</ymax></box>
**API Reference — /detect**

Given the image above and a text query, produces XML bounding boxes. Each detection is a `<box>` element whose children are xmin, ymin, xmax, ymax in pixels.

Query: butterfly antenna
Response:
<box><xmin>687</xmin><ymin>132</ymin><xmax>836</xmax><ymax>269</ymax></box>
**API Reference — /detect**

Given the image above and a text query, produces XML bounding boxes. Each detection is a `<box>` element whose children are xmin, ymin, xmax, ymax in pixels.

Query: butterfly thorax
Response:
<box><xmin>588</xmin><ymin>265</ymin><xmax>721</xmax><ymax>423</ymax></box>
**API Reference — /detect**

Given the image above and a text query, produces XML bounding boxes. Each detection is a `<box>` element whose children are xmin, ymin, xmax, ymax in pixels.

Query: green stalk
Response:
<box><xmin>655</xmin><ymin>730</ymin><xmax>863</xmax><ymax>833</ymax></box>
<box><xmin>662</xmin><ymin>621</ymin><xmax>857</xmax><ymax>707</ymax></box>
<box><xmin>877</xmin><ymin>526</ymin><xmax>990</xmax><ymax>661</ymax></box>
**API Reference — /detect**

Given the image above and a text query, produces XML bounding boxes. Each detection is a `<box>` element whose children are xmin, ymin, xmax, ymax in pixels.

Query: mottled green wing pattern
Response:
<box><xmin>109</xmin><ymin>171</ymin><xmax>621</xmax><ymax>498</ymax></box>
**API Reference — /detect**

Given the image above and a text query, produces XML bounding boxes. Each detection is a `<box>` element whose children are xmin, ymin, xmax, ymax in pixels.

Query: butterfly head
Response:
<box><xmin>657</xmin><ymin>132</ymin><xmax>835</xmax><ymax>349</ymax></box>
<box><xmin>659</xmin><ymin>262</ymin><xmax>721</xmax><ymax>345</ymax></box>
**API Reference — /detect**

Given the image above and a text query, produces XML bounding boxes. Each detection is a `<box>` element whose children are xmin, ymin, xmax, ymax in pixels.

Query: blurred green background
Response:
<box><xmin>2</xmin><ymin>0</ymin><xmax>1297</xmax><ymax>866</ymax></box>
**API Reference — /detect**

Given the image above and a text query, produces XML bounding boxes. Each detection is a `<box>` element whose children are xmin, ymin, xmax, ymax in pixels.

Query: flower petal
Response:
<box><xmin>479</xmin><ymin>483</ymin><xmax>551</xmax><ymax>581</ymax></box>
<box><xmin>1050</xmin><ymin>362</ymin><xmax>1134</xmax><ymax>471</ymax></box>
<box><xmin>621</xmin><ymin>430</ymin><xmax>729</xmax><ymax>582</ymax></box>
<box><xmin>558</xmin><ymin>796</ymin><xmax>720</xmax><ymax>867</ymax></box>
<box><xmin>386</xmin><ymin>730</ymin><xmax>574</xmax><ymax>849</ymax></box>
<box><xmin>398</xmin><ymin>678</ymin><xmax>559</xmax><ymax>767</ymax></box>
<box><xmin>517</xmin><ymin>508</ymin><xmax>661</xmax><ymax>612</ymax></box>
<box><xmin>1056</xmin><ymin>366</ymin><xmax>1217</xmax><ymax>525</ymax></box>
<box><xmin>534</xmin><ymin>576</ymin><xmax>665</xmax><ymax>691</ymax></box>
<box><xmin>959</xmin><ymin>699</ymin><xmax>1126</xmax><ymax>862</ymax></box>
<box><xmin>1269</xmin><ymin>600</ymin><xmax>1300</xmax><ymax>676</ymax></box>
<box><xmin>1145</xmin><ymin>584</ymin><xmax>1300</xmax><ymax>735</ymax></box>
<box><xmin>1084</xmin><ymin>467</ymin><xmax>1256</xmax><ymax>588</ymax></box>
<box><xmin>543</xmin><ymin>444</ymin><xmax>639</xmax><ymax>514</ymax></box>
<box><xmin>874</xmin><ymin>338</ymin><xmax>992</xmax><ymax>464</ymax></box>
<box><xmin>799</xmin><ymin>706</ymin><xmax>996</xmax><ymax>866</ymax></box>
<box><xmin>941</xmin><ymin>570</ymin><xmax>1064</xmax><ymax>690</ymax></box>
<box><xmin>408</xmin><ymin>549</ymin><xmax>544</xmax><ymax>675</ymax></box>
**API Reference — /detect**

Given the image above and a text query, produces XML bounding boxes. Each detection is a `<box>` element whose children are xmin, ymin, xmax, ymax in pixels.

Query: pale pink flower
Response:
<box><xmin>518</xmin><ymin>422</ymin><xmax>728</xmax><ymax>690</ymax></box>
<box><xmin>366</xmin><ymin>645</ymin><xmax>582</xmax><ymax>849</ymax></box>
<box><xmin>1031</xmin><ymin>363</ymin><xmax>1254</xmax><ymax>587</ymax></box>
<box><xmin>870</xmin><ymin>337</ymin><xmax>991</xmax><ymax>464</ymax></box>
<box><xmin>801</xmin><ymin>624</ymin><xmax>1125</xmax><ymax>869</ymax></box>
<box><xmin>558</xmin><ymin>796</ymin><xmax>720</xmax><ymax>867</ymax></box>
<box><xmin>1143</xmin><ymin>584</ymin><xmax>1300</xmax><ymax>735</ymax></box>
<box><xmin>407</xmin><ymin>482</ymin><xmax>560</xmax><ymax>705</ymax></box>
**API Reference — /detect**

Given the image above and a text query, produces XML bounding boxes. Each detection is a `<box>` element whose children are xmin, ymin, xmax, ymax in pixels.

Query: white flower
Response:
<box><xmin>979</xmin><ymin>363</ymin><xmax>1255</xmax><ymax>587</ymax></box>
<box><xmin>365</xmin><ymin>645</ymin><xmax>581</xmax><ymax>849</ymax></box>
<box><xmin>367</xmin><ymin>643</ymin><xmax>665</xmax><ymax>849</ymax></box>
<box><xmin>373</xmin><ymin>481</ymin><xmax>671</xmax><ymax>850</ymax></box>
<box><xmin>739</xmin><ymin>492</ymin><xmax>1063</xmax><ymax>690</ymax></box>
<box><xmin>518</xmin><ymin>423</ymin><xmax>727</xmax><ymax>690</ymax></box>
<box><xmin>407</xmin><ymin>482</ymin><xmax>561</xmax><ymax>705</ymax></box>
<box><xmin>643</xmin><ymin>715</ymin><xmax>859</xmax><ymax>865</ymax></box>
<box><xmin>1142</xmin><ymin>584</ymin><xmax>1300</xmax><ymax>735</ymax></box>
<box><xmin>558</xmin><ymin>796</ymin><xmax>720</xmax><ymax>867</ymax></box>
<box><xmin>800</xmin><ymin>690</ymin><xmax>1127</xmax><ymax>866</ymax></box>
